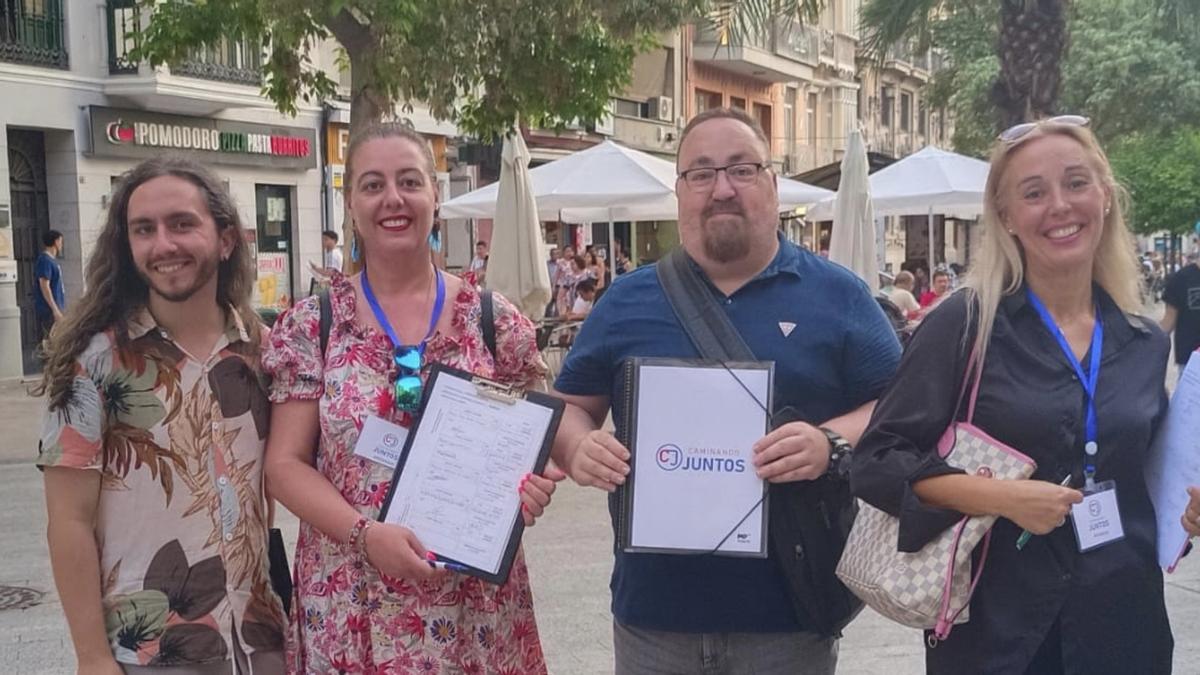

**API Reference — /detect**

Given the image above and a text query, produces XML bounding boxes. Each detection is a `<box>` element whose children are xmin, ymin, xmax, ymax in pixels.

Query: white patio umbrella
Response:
<box><xmin>806</xmin><ymin>145</ymin><xmax>990</xmax><ymax>279</ymax></box>
<box><xmin>828</xmin><ymin>129</ymin><xmax>877</xmax><ymax>292</ymax></box>
<box><xmin>777</xmin><ymin>176</ymin><xmax>833</xmax><ymax>213</ymax></box>
<box><xmin>441</xmin><ymin>140</ymin><xmax>679</xmax><ymax>221</ymax></box>
<box><xmin>485</xmin><ymin>130</ymin><xmax>552</xmax><ymax>319</ymax></box>
<box><xmin>443</xmin><ymin>140</ymin><xmax>832</xmax><ymax>278</ymax></box>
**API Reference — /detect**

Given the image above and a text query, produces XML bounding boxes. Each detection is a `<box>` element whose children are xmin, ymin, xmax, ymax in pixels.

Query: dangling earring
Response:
<box><xmin>350</xmin><ymin>234</ymin><xmax>361</xmax><ymax>263</ymax></box>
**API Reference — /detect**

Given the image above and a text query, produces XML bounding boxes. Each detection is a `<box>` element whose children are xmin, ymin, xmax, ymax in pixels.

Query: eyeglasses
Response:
<box><xmin>678</xmin><ymin>162</ymin><xmax>769</xmax><ymax>192</ymax></box>
<box><xmin>997</xmin><ymin>115</ymin><xmax>1090</xmax><ymax>144</ymax></box>
<box><xmin>392</xmin><ymin>345</ymin><xmax>424</xmax><ymax>412</ymax></box>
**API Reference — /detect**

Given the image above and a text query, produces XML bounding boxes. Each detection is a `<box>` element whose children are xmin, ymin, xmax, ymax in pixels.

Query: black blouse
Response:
<box><xmin>851</xmin><ymin>287</ymin><xmax>1174</xmax><ymax>675</ymax></box>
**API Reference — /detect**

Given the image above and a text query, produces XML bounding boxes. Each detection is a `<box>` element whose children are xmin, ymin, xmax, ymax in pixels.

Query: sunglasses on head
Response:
<box><xmin>998</xmin><ymin>115</ymin><xmax>1090</xmax><ymax>144</ymax></box>
<box><xmin>392</xmin><ymin>345</ymin><xmax>424</xmax><ymax>413</ymax></box>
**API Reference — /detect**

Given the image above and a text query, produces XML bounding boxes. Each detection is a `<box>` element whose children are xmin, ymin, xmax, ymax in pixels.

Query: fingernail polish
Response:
<box><xmin>426</xmin><ymin>551</ymin><xmax>436</xmax><ymax>561</ymax></box>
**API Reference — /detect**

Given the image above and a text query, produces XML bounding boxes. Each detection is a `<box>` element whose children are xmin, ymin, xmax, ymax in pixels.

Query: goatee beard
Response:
<box><xmin>140</xmin><ymin>256</ymin><xmax>220</xmax><ymax>304</ymax></box>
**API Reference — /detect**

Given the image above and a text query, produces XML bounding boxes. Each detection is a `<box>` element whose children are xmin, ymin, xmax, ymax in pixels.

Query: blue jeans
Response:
<box><xmin>613</xmin><ymin>621</ymin><xmax>837</xmax><ymax>675</ymax></box>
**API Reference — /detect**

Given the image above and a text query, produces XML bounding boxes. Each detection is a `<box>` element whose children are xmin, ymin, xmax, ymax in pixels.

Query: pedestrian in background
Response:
<box><xmin>1161</xmin><ymin>250</ymin><xmax>1200</xmax><ymax>378</ymax></box>
<box><xmin>261</xmin><ymin>123</ymin><xmax>560</xmax><ymax>673</ymax></box>
<box><xmin>852</xmin><ymin>116</ymin><xmax>1174</xmax><ymax>674</ymax></box>
<box><xmin>34</xmin><ymin>228</ymin><xmax>65</xmax><ymax>342</ymax></box>
<box><xmin>36</xmin><ymin>158</ymin><xmax>285</xmax><ymax>674</ymax></box>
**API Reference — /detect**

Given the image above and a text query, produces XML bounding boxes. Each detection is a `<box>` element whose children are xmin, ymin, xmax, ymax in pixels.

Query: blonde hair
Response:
<box><xmin>963</xmin><ymin>122</ymin><xmax>1143</xmax><ymax>367</ymax></box>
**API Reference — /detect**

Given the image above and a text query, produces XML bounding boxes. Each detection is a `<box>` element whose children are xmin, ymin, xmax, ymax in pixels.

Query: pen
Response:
<box><xmin>426</xmin><ymin>557</ymin><xmax>469</xmax><ymax>573</ymax></box>
<box><xmin>1016</xmin><ymin>474</ymin><xmax>1072</xmax><ymax>551</ymax></box>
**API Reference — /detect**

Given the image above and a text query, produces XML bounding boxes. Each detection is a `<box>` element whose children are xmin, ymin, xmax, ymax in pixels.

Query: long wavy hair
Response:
<box><xmin>963</xmin><ymin>122</ymin><xmax>1143</xmax><ymax>367</ymax></box>
<box><xmin>37</xmin><ymin>157</ymin><xmax>260</xmax><ymax>411</ymax></box>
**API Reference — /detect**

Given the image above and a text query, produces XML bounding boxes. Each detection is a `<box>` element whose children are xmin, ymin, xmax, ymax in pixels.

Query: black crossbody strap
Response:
<box><xmin>656</xmin><ymin>248</ymin><xmax>756</xmax><ymax>362</ymax></box>
<box><xmin>480</xmin><ymin>289</ymin><xmax>497</xmax><ymax>357</ymax></box>
<box><xmin>318</xmin><ymin>289</ymin><xmax>332</xmax><ymax>358</ymax></box>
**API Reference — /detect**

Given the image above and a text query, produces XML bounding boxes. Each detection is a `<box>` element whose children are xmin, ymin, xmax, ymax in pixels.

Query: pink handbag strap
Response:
<box><xmin>952</xmin><ymin>346</ymin><xmax>985</xmax><ymax>424</ymax></box>
<box><xmin>931</xmin><ymin>522</ymin><xmax>994</xmax><ymax>643</ymax></box>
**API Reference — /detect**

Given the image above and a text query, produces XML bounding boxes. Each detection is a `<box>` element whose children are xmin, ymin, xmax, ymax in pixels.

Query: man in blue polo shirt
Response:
<box><xmin>551</xmin><ymin>108</ymin><xmax>901</xmax><ymax>674</ymax></box>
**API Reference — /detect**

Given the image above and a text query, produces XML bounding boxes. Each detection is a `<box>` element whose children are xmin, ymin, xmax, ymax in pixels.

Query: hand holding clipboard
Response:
<box><xmin>377</xmin><ymin>364</ymin><xmax>564</xmax><ymax>584</ymax></box>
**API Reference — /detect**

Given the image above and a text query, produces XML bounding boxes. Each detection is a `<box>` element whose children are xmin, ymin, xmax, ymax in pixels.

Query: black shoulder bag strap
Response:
<box><xmin>654</xmin><ymin>246</ymin><xmax>862</xmax><ymax>639</ymax></box>
<box><xmin>479</xmin><ymin>288</ymin><xmax>498</xmax><ymax>357</ymax></box>
<box><xmin>318</xmin><ymin>289</ymin><xmax>332</xmax><ymax>358</ymax></box>
<box><xmin>656</xmin><ymin>248</ymin><xmax>755</xmax><ymax>362</ymax></box>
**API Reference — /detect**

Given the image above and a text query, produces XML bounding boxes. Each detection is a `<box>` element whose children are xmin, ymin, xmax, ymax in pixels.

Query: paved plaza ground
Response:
<box><xmin>0</xmin><ymin>350</ymin><xmax>1196</xmax><ymax>673</ymax></box>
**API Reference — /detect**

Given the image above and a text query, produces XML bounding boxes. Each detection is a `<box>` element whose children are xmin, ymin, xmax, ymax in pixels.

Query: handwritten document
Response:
<box><xmin>381</xmin><ymin>374</ymin><xmax>555</xmax><ymax>575</ymax></box>
<box><xmin>1145</xmin><ymin>351</ymin><xmax>1200</xmax><ymax>571</ymax></box>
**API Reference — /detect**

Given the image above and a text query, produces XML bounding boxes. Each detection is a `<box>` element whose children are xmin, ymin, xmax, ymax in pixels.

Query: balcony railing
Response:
<box><xmin>106</xmin><ymin>0</ymin><xmax>137</xmax><ymax>74</ymax></box>
<box><xmin>106</xmin><ymin>0</ymin><xmax>261</xmax><ymax>84</ymax></box>
<box><xmin>0</xmin><ymin>0</ymin><xmax>68</xmax><ymax>69</ymax></box>
<box><xmin>172</xmin><ymin>37</ymin><xmax>262</xmax><ymax>85</ymax></box>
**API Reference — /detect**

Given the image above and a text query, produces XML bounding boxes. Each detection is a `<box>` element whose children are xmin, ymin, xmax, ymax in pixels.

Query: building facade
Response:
<box><xmin>0</xmin><ymin>0</ymin><xmax>333</xmax><ymax>377</ymax></box>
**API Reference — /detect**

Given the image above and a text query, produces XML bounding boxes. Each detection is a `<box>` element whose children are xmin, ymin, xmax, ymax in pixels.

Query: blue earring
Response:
<box><xmin>350</xmin><ymin>235</ymin><xmax>360</xmax><ymax>263</ymax></box>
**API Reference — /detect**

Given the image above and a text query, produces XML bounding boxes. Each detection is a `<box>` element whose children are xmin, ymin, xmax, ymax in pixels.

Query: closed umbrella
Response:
<box><xmin>828</xmin><ymin>129</ymin><xmax>878</xmax><ymax>292</ymax></box>
<box><xmin>486</xmin><ymin>130</ymin><xmax>551</xmax><ymax>319</ymax></box>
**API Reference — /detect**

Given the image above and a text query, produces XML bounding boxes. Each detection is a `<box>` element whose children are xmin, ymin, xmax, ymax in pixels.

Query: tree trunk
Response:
<box><xmin>325</xmin><ymin>9</ymin><xmax>390</xmax><ymax>274</ymax></box>
<box><xmin>992</xmin><ymin>0</ymin><xmax>1069</xmax><ymax>130</ymax></box>
<box><xmin>340</xmin><ymin>44</ymin><xmax>390</xmax><ymax>273</ymax></box>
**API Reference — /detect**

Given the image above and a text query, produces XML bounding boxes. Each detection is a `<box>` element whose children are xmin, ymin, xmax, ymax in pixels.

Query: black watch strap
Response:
<box><xmin>819</xmin><ymin>426</ymin><xmax>853</xmax><ymax>476</ymax></box>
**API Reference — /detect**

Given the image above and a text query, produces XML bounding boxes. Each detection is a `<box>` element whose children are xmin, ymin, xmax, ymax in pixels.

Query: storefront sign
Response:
<box><xmin>254</xmin><ymin>252</ymin><xmax>291</xmax><ymax>310</ymax></box>
<box><xmin>89</xmin><ymin>106</ymin><xmax>317</xmax><ymax>170</ymax></box>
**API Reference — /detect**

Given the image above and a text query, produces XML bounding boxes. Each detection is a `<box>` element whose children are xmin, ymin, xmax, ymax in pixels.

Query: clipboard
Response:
<box><xmin>377</xmin><ymin>363</ymin><xmax>564</xmax><ymax>584</ymax></box>
<box><xmin>615</xmin><ymin>357</ymin><xmax>773</xmax><ymax>558</ymax></box>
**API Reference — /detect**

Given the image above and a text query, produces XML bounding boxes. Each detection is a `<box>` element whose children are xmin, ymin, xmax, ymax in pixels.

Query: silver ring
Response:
<box><xmin>1057</xmin><ymin>517</ymin><xmax>1067</xmax><ymax>527</ymax></box>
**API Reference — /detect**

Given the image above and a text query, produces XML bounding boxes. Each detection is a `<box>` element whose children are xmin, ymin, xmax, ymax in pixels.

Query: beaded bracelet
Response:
<box><xmin>347</xmin><ymin>517</ymin><xmax>374</xmax><ymax>558</ymax></box>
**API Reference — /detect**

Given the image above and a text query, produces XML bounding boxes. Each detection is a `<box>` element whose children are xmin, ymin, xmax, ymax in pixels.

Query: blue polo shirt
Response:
<box><xmin>555</xmin><ymin>237</ymin><xmax>901</xmax><ymax>633</ymax></box>
<box><xmin>34</xmin><ymin>251</ymin><xmax>65</xmax><ymax>319</ymax></box>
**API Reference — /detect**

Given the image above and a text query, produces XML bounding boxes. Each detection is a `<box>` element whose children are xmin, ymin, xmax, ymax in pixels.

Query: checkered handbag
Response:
<box><xmin>836</xmin><ymin>350</ymin><xmax>1036</xmax><ymax>642</ymax></box>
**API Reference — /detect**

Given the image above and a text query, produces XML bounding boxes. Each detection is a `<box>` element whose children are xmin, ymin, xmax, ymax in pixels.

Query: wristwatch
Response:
<box><xmin>819</xmin><ymin>427</ymin><xmax>853</xmax><ymax>477</ymax></box>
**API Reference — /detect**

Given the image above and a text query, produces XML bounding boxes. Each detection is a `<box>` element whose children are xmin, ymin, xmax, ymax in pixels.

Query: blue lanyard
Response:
<box><xmin>361</xmin><ymin>265</ymin><xmax>446</xmax><ymax>353</ymax></box>
<box><xmin>1025</xmin><ymin>288</ymin><xmax>1103</xmax><ymax>486</ymax></box>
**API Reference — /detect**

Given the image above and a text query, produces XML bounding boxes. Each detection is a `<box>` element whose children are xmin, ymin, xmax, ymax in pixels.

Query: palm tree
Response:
<box><xmin>716</xmin><ymin>0</ymin><xmax>1073</xmax><ymax>131</ymax></box>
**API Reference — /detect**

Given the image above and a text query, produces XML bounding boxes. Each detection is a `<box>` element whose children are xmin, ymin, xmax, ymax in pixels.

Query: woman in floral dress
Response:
<box><xmin>262</xmin><ymin>123</ymin><xmax>560</xmax><ymax>674</ymax></box>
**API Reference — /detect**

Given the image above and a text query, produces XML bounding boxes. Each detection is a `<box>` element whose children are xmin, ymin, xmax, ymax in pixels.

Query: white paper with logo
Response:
<box><xmin>1145</xmin><ymin>351</ymin><xmax>1200</xmax><ymax>570</ymax></box>
<box><xmin>627</xmin><ymin>363</ymin><xmax>770</xmax><ymax>556</ymax></box>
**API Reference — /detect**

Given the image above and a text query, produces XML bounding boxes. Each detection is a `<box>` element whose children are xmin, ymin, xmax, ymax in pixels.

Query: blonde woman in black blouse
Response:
<box><xmin>851</xmin><ymin>117</ymin><xmax>1173</xmax><ymax>674</ymax></box>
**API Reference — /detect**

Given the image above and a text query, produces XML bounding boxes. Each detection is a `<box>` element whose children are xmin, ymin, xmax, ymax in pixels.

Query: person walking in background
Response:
<box><xmin>429</xmin><ymin>219</ymin><xmax>446</xmax><ymax>270</ymax></box>
<box><xmin>261</xmin><ymin>123</ymin><xmax>560</xmax><ymax>673</ymax></box>
<box><xmin>309</xmin><ymin>229</ymin><xmax>344</xmax><ymax>289</ymax></box>
<box><xmin>468</xmin><ymin>239</ymin><xmax>489</xmax><ymax>286</ymax></box>
<box><xmin>36</xmin><ymin>158</ymin><xmax>285</xmax><ymax>674</ymax></box>
<box><xmin>34</xmin><ymin>228</ymin><xmax>65</xmax><ymax>342</ymax></box>
<box><xmin>584</xmin><ymin>249</ymin><xmax>606</xmax><ymax>291</ymax></box>
<box><xmin>852</xmin><ymin>116</ymin><xmax>1174</xmax><ymax>674</ymax></box>
<box><xmin>1161</xmin><ymin>250</ymin><xmax>1200</xmax><ymax>375</ymax></box>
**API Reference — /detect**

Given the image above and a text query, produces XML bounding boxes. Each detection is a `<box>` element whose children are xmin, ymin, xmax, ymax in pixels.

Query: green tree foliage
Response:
<box><xmin>1060</xmin><ymin>0</ymin><xmax>1200</xmax><ymax>142</ymax></box>
<box><xmin>130</xmin><ymin>0</ymin><xmax>704</xmax><ymax>137</ymax></box>
<box><xmin>912</xmin><ymin>0</ymin><xmax>1200</xmax><ymax>155</ymax></box>
<box><xmin>1110</xmin><ymin>129</ymin><xmax>1200</xmax><ymax>235</ymax></box>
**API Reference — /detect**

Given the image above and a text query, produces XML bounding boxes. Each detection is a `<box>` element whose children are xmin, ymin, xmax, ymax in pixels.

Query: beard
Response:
<box><xmin>700</xmin><ymin>203</ymin><xmax>752</xmax><ymax>263</ymax></box>
<box><xmin>138</xmin><ymin>253</ymin><xmax>221</xmax><ymax>304</ymax></box>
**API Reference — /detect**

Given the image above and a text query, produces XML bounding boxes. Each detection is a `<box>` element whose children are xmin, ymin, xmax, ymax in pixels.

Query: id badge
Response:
<box><xmin>352</xmin><ymin>415</ymin><xmax>409</xmax><ymax>469</ymax></box>
<box><xmin>1069</xmin><ymin>480</ymin><xmax>1125</xmax><ymax>552</ymax></box>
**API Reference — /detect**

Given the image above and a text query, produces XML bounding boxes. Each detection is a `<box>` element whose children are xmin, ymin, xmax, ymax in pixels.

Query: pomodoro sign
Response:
<box><xmin>89</xmin><ymin>106</ymin><xmax>316</xmax><ymax>169</ymax></box>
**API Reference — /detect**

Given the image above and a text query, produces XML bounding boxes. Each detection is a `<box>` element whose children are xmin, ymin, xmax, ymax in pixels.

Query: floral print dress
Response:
<box><xmin>262</xmin><ymin>272</ymin><xmax>549</xmax><ymax>675</ymax></box>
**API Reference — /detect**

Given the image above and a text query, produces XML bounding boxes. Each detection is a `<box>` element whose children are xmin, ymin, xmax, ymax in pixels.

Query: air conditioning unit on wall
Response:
<box><xmin>649</xmin><ymin>96</ymin><xmax>674</xmax><ymax>123</ymax></box>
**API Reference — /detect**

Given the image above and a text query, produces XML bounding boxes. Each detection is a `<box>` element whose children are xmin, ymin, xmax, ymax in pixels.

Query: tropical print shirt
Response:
<box><xmin>37</xmin><ymin>308</ymin><xmax>286</xmax><ymax>667</ymax></box>
<box><xmin>262</xmin><ymin>272</ymin><xmax>549</xmax><ymax>674</ymax></box>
